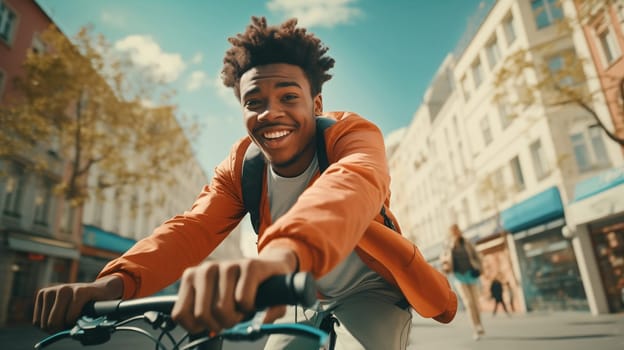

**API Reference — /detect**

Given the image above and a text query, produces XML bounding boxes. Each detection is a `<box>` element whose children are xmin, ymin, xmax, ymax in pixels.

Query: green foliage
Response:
<box><xmin>0</xmin><ymin>25</ymin><xmax>196</xmax><ymax>205</ymax></box>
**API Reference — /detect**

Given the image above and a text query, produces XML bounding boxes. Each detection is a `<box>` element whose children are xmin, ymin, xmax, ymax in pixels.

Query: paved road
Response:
<box><xmin>408</xmin><ymin>310</ymin><xmax>624</xmax><ymax>350</ymax></box>
<box><xmin>3</xmin><ymin>310</ymin><xmax>623</xmax><ymax>349</ymax></box>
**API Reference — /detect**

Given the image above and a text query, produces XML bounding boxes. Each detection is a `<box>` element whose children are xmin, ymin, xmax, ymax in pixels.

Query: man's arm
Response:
<box><xmin>97</xmin><ymin>140</ymin><xmax>249</xmax><ymax>299</ymax></box>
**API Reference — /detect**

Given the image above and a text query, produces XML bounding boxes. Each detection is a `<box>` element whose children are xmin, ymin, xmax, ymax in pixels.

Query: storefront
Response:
<box><xmin>502</xmin><ymin>186</ymin><xmax>588</xmax><ymax>312</ymax></box>
<box><xmin>0</xmin><ymin>232</ymin><xmax>79</xmax><ymax>325</ymax></box>
<box><xmin>464</xmin><ymin>215</ymin><xmax>522</xmax><ymax>313</ymax></box>
<box><xmin>80</xmin><ymin>225</ymin><xmax>136</xmax><ymax>282</ymax></box>
<box><xmin>589</xmin><ymin>218</ymin><xmax>624</xmax><ymax>313</ymax></box>
<box><xmin>565</xmin><ymin>165</ymin><xmax>624</xmax><ymax>314</ymax></box>
<box><xmin>476</xmin><ymin>233</ymin><xmax>521</xmax><ymax>313</ymax></box>
<box><xmin>81</xmin><ymin>225</ymin><xmax>181</xmax><ymax>295</ymax></box>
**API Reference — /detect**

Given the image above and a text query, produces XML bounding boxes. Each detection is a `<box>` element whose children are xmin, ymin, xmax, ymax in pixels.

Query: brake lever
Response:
<box><xmin>34</xmin><ymin>330</ymin><xmax>72</xmax><ymax>349</ymax></box>
<box><xmin>70</xmin><ymin>316</ymin><xmax>117</xmax><ymax>345</ymax></box>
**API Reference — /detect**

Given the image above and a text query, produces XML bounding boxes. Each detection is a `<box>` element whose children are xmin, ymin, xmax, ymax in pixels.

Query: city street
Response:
<box><xmin>408</xmin><ymin>310</ymin><xmax>624</xmax><ymax>350</ymax></box>
<box><xmin>3</xmin><ymin>310</ymin><xmax>623</xmax><ymax>350</ymax></box>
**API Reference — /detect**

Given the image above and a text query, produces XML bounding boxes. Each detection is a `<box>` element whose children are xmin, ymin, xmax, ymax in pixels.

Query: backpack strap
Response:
<box><xmin>315</xmin><ymin>116</ymin><xmax>335</xmax><ymax>172</ymax></box>
<box><xmin>241</xmin><ymin>116</ymin><xmax>397</xmax><ymax>234</ymax></box>
<box><xmin>242</xmin><ymin>141</ymin><xmax>265</xmax><ymax>235</ymax></box>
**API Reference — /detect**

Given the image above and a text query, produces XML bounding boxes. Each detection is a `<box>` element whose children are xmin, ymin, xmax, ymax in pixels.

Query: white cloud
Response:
<box><xmin>114</xmin><ymin>35</ymin><xmax>185</xmax><ymax>83</ymax></box>
<box><xmin>186</xmin><ymin>71</ymin><xmax>210</xmax><ymax>91</ymax></box>
<box><xmin>190</xmin><ymin>53</ymin><xmax>204</xmax><ymax>64</ymax></box>
<box><xmin>267</xmin><ymin>0</ymin><xmax>363</xmax><ymax>28</ymax></box>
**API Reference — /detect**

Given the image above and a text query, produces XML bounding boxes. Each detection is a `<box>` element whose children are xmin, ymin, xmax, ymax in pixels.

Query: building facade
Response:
<box><xmin>389</xmin><ymin>0</ymin><xmax>624</xmax><ymax>315</ymax></box>
<box><xmin>0</xmin><ymin>0</ymin><xmax>243</xmax><ymax>326</ymax></box>
<box><xmin>0</xmin><ymin>0</ymin><xmax>78</xmax><ymax>327</ymax></box>
<box><xmin>562</xmin><ymin>0</ymin><xmax>624</xmax><ymax>315</ymax></box>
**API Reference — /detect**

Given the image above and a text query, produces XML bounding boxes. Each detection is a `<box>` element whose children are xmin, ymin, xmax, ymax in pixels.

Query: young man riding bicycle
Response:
<box><xmin>33</xmin><ymin>16</ymin><xmax>457</xmax><ymax>349</ymax></box>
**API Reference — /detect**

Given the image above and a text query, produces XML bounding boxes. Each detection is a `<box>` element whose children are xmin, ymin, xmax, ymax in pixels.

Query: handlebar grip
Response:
<box><xmin>255</xmin><ymin>272</ymin><xmax>317</xmax><ymax>309</ymax></box>
<box><xmin>82</xmin><ymin>299</ymin><xmax>122</xmax><ymax>318</ymax></box>
<box><xmin>80</xmin><ymin>272</ymin><xmax>317</xmax><ymax>319</ymax></box>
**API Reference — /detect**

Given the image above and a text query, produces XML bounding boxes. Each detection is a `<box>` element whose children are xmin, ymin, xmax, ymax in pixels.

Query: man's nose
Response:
<box><xmin>258</xmin><ymin>100</ymin><xmax>282</xmax><ymax>122</ymax></box>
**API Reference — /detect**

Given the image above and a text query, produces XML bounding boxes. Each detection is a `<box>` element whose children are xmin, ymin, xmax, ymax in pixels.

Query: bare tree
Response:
<box><xmin>492</xmin><ymin>0</ymin><xmax>624</xmax><ymax>146</ymax></box>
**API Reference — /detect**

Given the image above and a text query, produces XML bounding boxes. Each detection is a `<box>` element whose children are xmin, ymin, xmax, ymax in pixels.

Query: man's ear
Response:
<box><xmin>314</xmin><ymin>94</ymin><xmax>323</xmax><ymax>115</ymax></box>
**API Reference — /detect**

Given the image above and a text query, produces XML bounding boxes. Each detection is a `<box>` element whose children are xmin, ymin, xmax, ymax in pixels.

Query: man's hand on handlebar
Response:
<box><xmin>171</xmin><ymin>247</ymin><xmax>299</xmax><ymax>334</ymax></box>
<box><xmin>32</xmin><ymin>274</ymin><xmax>124</xmax><ymax>333</ymax></box>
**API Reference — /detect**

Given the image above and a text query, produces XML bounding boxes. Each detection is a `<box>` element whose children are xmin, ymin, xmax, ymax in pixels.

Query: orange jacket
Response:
<box><xmin>98</xmin><ymin>111</ymin><xmax>457</xmax><ymax>323</ymax></box>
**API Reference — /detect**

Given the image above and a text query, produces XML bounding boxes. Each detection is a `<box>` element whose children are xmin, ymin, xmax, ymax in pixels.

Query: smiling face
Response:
<box><xmin>240</xmin><ymin>63</ymin><xmax>323</xmax><ymax>177</ymax></box>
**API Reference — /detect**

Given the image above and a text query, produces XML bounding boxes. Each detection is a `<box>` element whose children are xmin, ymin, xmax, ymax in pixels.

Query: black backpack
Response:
<box><xmin>241</xmin><ymin>117</ymin><xmax>396</xmax><ymax>234</ymax></box>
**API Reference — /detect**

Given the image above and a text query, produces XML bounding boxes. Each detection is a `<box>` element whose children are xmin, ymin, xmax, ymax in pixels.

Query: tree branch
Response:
<box><xmin>576</xmin><ymin>99</ymin><xmax>624</xmax><ymax>145</ymax></box>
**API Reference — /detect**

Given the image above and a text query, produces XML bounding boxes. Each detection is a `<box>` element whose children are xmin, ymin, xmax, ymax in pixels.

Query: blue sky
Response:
<box><xmin>36</xmin><ymin>0</ymin><xmax>491</xmax><ymax>176</ymax></box>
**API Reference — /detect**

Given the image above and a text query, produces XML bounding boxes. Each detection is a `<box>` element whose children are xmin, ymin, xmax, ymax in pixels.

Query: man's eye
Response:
<box><xmin>282</xmin><ymin>94</ymin><xmax>298</xmax><ymax>102</ymax></box>
<box><xmin>245</xmin><ymin>99</ymin><xmax>261</xmax><ymax>108</ymax></box>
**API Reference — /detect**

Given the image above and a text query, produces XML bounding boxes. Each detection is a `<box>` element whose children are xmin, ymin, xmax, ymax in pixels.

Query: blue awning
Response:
<box><xmin>501</xmin><ymin>186</ymin><xmax>564</xmax><ymax>233</ymax></box>
<box><xmin>8</xmin><ymin>232</ymin><xmax>79</xmax><ymax>259</ymax></box>
<box><xmin>572</xmin><ymin>166</ymin><xmax>624</xmax><ymax>202</ymax></box>
<box><xmin>83</xmin><ymin>225</ymin><xmax>136</xmax><ymax>254</ymax></box>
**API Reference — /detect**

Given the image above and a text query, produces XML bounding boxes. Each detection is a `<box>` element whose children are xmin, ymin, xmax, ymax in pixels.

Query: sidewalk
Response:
<box><xmin>408</xmin><ymin>310</ymin><xmax>624</xmax><ymax>350</ymax></box>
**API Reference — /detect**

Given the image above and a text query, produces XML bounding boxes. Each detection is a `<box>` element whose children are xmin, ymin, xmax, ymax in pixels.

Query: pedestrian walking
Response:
<box><xmin>506</xmin><ymin>281</ymin><xmax>516</xmax><ymax>312</ymax></box>
<box><xmin>490</xmin><ymin>277</ymin><xmax>510</xmax><ymax>316</ymax></box>
<box><xmin>440</xmin><ymin>224</ymin><xmax>485</xmax><ymax>340</ymax></box>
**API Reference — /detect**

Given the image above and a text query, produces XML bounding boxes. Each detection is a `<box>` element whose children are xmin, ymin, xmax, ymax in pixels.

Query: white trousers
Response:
<box><xmin>264</xmin><ymin>291</ymin><xmax>412</xmax><ymax>350</ymax></box>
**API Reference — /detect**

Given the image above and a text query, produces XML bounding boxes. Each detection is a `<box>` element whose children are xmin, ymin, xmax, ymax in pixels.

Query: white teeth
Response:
<box><xmin>263</xmin><ymin>130</ymin><xmax>290</xmax><ymax>139</ymax></box>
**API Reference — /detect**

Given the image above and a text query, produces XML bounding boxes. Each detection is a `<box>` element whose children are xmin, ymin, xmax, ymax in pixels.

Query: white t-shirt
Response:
<box><xmin>266</xmin><ymin>154</ymin><xmax>402</xmax><ymax>305</ymax></box>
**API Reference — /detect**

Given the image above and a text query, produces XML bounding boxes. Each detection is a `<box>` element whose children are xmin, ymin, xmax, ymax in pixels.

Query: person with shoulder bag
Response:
<box><xmin>440</xmin><ymin>224</ymin><xmax>485</xmax><ymax>341</ymax></box>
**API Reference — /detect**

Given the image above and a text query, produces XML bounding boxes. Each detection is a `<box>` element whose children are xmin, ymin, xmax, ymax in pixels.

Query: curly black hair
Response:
<box><xmin>221</xmin><ymin>16</ymin><xmax>335</xmax><ymax>99</ymax></box>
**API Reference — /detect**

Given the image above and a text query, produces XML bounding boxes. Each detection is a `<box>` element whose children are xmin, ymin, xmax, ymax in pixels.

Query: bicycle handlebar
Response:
<box><xmin>81</xmin><ymin>271</ymin><xmax>317</xmax><ymax>319</ymax></box>
<box><xmin>34</xmin><ymin>272</ymin><xmax>324</xmax><ymax>350</ymax></box>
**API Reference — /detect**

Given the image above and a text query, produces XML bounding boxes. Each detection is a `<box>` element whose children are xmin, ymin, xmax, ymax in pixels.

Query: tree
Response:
<box><xmin>492</xmin><ymin>0</ymin><xmax>624</xmax><ymax>146</ymax></box>
<box><xmin>0</xmin><ymin>25</ymin><xmax>196</xmax><ymax>207</ymax></box>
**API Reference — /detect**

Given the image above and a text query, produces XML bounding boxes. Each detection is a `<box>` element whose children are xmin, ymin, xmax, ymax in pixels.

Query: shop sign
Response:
<box><xmin>567</xmin><ymin>184</ymin><xmax>624</xmax><ymax>227</ymax></box>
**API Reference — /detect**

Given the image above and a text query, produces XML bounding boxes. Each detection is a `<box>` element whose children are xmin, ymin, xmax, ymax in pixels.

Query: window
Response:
<box><xmin>33</xmin><ymin>179</ymin><xmax>52</xmax><ymax>226</ymax></box>
<box><xmin>31</xmin><ymin>34</ymin><xmax>46</xmax><ymax>54</ymax></box>
<box><xmin>3</xmin><ymin>163</ymin><xmax>25</xmax><ymax>217</ymax></box>
<box><xmin>492</xmin><ymin>167</ymin><xmax>507</xmax><ymax>202</ymax></box>
<box><xmin>570</xmin><ymin>126</ymin><xmax>611</xmax><ymax>173</ymax></box>
<box><xmin>0</xmin><ymin>1</ymin><xmax>16</xmax><ymax>43</ymax></box>
<box><xmin>486</xmin><ymin>37</ymin><xmax>501</xmax><ymax>69</ymax></box>
<box><xmin>445</xmin><ymin>128</ymin><xmax>457</xmax><ymax>180</ymax></box>
<box><xmin>589</xmin><ymin>127</ymin><xmax>609</xmax><ymax>165</ymax></box>
<box><xmin>548</xmin><ymin>53</ymin><xmax>575</xmax><ymax>86</ymax></box>
<box><xmin>460</xmin><ymin>75</ymin><xmax>471</xmax><ymax>100</ymax></box>
<box><xmin>530</xmin><ymin>139</ymin><xmax>550</xmax><ymax>179</ymax></box>
<box><xmin>480</xmin><ymin>116</ymin><xmax>493</xmax><ymax>146</ymax></box>
<box><xmin>532</xmin><ymin>0</ymin><xmax>563</xmax><ymax>29</ymax></box>
<box><xmin>509</xmin><ymin>156</ymin><xmax>526</xmax><ymax>191</ymax></box>
<box><xmin>453</xmin><ymin>115</ymin><xmax>467</xmax><ymax>171</ymax></box>
<box><xmin>61</xmin><ymin>204</ymin><xmax>76</xmax><ymax>235</ymax></box>
<box><xmin>597</xmin><ymin>27</ymin><xmax>622</xmax><ymax>65</ymax></box>
<box><xmin>503</xmin><ymin>13</ymin><xmax>516</xmax><ymax>46</ymax></box>
<box><xmin>472</xmin><ymin>58</ymin><xmax>484</xmax><ymax>88</ymax></box>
